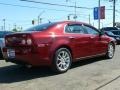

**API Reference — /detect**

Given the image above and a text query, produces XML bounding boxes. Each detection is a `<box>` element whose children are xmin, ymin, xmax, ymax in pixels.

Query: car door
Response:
<box><xmin>65</xmin><ymin>24</ymin><xmax>93</xmax><ymax>60</ymax></box>
<box><xmin>83</xmin><ymin>24</ymin><xmax>107</xmax><ymax>55</ymax></box>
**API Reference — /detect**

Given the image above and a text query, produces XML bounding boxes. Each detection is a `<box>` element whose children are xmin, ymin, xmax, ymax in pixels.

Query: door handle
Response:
<box><xmin>90</xmin><ymin>36</ymin><xmax>94</xmax><ymax>39</ymax></box>
<box><xmin>69</xmin><ymin>36</ymin><xmax>75</xmax><ymax>39</ymax></box>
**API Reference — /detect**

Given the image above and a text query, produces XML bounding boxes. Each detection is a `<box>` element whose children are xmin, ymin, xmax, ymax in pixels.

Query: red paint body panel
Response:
<box><xmin>3</xmin><ymin>21</ymin><xmax>115</xmax><ymax>66</ymax></box>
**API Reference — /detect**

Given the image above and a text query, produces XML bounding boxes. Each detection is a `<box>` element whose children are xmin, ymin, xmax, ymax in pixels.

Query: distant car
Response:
<box><xmin>2</xmin><ymin>21</ymin><xmax>116</xmax><ymax>73</ymax></box>
<box><xmin>0</xmin><ymin>31</ymin><xmax>13</xmax><ymax>58</ymax></box>
<box><xmin>105</xmin><ymin>31</ymin><xmax>120</xmax><ymax>44</ymax></box>
<box><xmin>111</xmin><ymin>30</ymin><xmax>120</xmax><ymax>36</ymax></box>
<box><xmin>101</xmin><ymin>27</ymin><xmax>119</xmax><ymax>31</ymax></box>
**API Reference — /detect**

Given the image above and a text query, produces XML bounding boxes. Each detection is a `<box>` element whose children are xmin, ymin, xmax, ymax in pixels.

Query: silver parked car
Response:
<box><xmin>0</xmin><ymin>31</ymin><xmax>13</xmax><ymax>58</ymax></box>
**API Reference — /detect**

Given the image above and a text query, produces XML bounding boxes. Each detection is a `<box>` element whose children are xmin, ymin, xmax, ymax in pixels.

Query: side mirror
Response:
<box><xmin>99</xmin><ymin>30</ymin><xmax>105</xmax><ymax>36</ymax></box>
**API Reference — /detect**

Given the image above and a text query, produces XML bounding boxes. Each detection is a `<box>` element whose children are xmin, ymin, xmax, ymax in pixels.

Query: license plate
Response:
<box><xmin>7</xmin><ymin>49</ymin><xmax>15</xmax><ymax>58</ymax></box>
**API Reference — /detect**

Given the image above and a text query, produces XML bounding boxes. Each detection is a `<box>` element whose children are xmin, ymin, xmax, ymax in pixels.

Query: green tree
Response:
<box><xmin>12</xmin><ymin>28</ymin><xmax>18</xmax><ymax>32</ymax></box>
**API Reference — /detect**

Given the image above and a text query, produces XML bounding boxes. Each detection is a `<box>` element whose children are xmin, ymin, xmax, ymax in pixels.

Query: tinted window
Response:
<box><xmin>106</xmin><ymin>31</ymin><xmax>114</xmax><ymax>35</ymax></box>
<box><xmin>83</xmin><ymin>25</ymin><xmax>99</xmax><ymax>35</ymax></box>
<box><xmin>26</xmin><ymin>23</ymin><xmax>55</xmax><ymax>31</ymax></box>
<box><xmin>65</xmin><ymin>24</ymin><xmax>84</xmax><ymax>34</ymax></box>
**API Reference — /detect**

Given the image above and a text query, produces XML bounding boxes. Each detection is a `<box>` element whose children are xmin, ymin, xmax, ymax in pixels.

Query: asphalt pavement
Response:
<box><xmin>0</xmin><ymin>46</ymin><xmax>120</xmax><ymax>90</ymax></box>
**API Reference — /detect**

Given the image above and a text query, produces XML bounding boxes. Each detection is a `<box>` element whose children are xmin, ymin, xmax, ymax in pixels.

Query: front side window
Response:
<box><xmin>65</xmin><ymin>24</ymin><xmax>84</xmax><ymax>34</ymax></box>
<box><xmin>83</xmin><ymin>25</ymin><xmax>99</xmax><ymax>35</ymax></box>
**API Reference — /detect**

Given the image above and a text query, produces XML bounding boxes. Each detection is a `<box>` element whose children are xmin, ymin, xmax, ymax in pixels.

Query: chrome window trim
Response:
<box><xmin>64</xmin><ymin>23</ymin><xmax>85</xmax><ymax>34</ymax></box>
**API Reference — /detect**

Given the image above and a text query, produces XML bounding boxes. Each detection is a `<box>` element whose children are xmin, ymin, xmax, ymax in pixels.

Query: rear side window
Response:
<box><xmin>83</xmin><ymin>25</ymin><xmax>99</xmax><ymax>35</ymax></box>
<box><xmin>65</xmin><ymin>24</ymin><xmax>84</xmax><ymax>34</ymax></box>
<box><xmin>25</xmin><ymin>23</ymin><xmax>56</xmax><ymax>31</ymax></box>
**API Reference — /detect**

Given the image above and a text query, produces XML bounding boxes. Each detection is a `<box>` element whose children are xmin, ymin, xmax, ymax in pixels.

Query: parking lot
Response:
<box><xmin>0</xmin><ymin>46</ymin><xmax>120</xmax><ymax>90</ymax></box>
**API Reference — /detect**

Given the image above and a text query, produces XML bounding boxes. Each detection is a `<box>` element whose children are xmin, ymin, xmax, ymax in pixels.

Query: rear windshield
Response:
<box><xmin>25</xmin><ymin>23</ymin><xmax>56</xmax><ymax>31</ymax></box>
<box><xmin>0</xmin><ymin>31</ymin><xmax>13</xmax><ymax>38</ymax></box>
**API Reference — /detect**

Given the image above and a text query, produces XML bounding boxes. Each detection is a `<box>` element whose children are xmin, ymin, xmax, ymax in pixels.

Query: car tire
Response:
<box><xmin>105</xmin><ymin>43</ymin><xmax>115</xmax><ymax>59</ymax></box>
<box><xmin>52</xmin><ymin>48</ymin><xmax>72</xmax><ymax>73</ymax></box>
<box><xmin>0</xmin><ymin>48</ymin><xmax>3</xmax><ymax>59</ymax></box>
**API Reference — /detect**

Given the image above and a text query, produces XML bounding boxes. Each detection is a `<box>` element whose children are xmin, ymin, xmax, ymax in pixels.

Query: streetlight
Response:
<box><xmin>38</xmin><ymin>10</ymin><xmax>45</xmax><ymax>24</ymax></box>
<box><xmin>66</xmin><ymin>0</ymin><xmax>77</xmax><ymax>21</ymax></box>
<box><xmin>3</xmin><ymin>19</ymin><xmax>5</xmax><ymax>31</ymax></box>
<box><xmin>67</xmin><ymin>14</ymin><xmax>91</xmax><ymax>24</ymax></box>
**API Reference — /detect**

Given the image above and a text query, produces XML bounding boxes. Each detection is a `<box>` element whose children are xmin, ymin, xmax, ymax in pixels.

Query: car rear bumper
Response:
<box><xmin>2</xmin><ymin>47</ymin><xmax>52</xmax><ymax>66</ymax></box>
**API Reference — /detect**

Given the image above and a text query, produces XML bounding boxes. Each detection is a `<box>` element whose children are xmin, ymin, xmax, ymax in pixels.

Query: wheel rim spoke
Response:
<box><xmin>108</xmin><ymin>45</ymin><xmax>114</xmax><ymax>57</ymax></box>
<box><xmin>56</xmin><ymin>50</ymin><xmax>70</xmax><ymax>71</ymax></box>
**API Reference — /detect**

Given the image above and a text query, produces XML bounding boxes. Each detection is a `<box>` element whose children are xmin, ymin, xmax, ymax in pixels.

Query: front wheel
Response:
<box><xmin>105</xmin><ymin>43</ymin><xmax>115</xmax><ymax>59</ymax></box>
<box><xmin>52</xmin><ymin>48</ymin><xmax>72</xmax><ymax>73</ymax></box>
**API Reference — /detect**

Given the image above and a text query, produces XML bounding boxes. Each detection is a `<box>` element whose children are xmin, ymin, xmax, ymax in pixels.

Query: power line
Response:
<box><xmin>0</xmin><ymin>2</ymin><xmax>116</xmax><ymax>12</ymax></box>
<box><xmin>20</xmin><ymin>0</ymin><xmax>93</xmax><ymax>10</ymax></box>
<box><xmin>20</xmin><ymin>0</ymin><xmax>118</xmax><ymax>11</ymax></box>
<box><xmin>0</xmin><ymin>2</ymin><xmax>73</xmax><ymax>12</ymax></box>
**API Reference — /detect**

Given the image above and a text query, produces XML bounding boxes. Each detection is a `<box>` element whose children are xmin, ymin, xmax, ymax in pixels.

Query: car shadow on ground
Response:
<box><xmin>0</xmin><ymin>56</ymin><xmax>107</xmax><ymax>84</ymax></box>
<box><xmin>0</xmin><ymin>57</ymin><xmax>3</xmax><ymax>60</ymax></box>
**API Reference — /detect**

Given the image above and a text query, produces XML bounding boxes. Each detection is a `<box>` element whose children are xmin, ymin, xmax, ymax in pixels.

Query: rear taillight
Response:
<box><xmin>26</xmin><ymin>38</ymin><xmax>32</xmax><ymax>45</ymax></box>
<box><xmin>5</xmin><ymin>34</ymin><xmax>33</xmax><ymax>46</ymax></box>
<box><xmin>21</xmin><ymin>39</ymin><xmax>26</xmax><ymax>45</ymax></box>
<box><xmin>5</xmin><ymin>39</ymin><xmax>8</xmax><ymax>44</ymax></box>
<box><xmin>21</xmin><ymin>38</ymin><xmax>32</xmax><ymax>45</ymax></box>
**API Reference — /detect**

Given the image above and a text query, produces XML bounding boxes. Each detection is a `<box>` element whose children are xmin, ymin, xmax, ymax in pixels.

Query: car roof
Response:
<box><xmin>56</xmin><ymin>21</ymin><xmax>89</xmax><ymax>25</ymax></box>
<box><xmin>101</xmin><ymin>27</ymin><xmax>118</xmax><ymax>31</ymax></box>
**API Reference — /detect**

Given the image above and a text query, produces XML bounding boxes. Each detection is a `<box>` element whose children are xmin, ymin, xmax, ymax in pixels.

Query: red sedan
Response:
<box><xmin>3</xmin><ymin>21</ymin><xmax>115</xmax><ymax>73</ymax></box>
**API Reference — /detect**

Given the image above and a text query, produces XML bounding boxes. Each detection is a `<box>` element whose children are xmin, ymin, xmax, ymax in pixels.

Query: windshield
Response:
<box><xmin>25</xmin><ymin>23</ymin><xmax>56</xmax><ymax>31</ymax></box>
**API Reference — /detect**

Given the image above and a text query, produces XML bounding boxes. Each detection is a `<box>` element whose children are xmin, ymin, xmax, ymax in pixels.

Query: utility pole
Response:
<box><xmin>74</xmin><ymin>1</ymin><xmax>77</xmax><ymax>21</ymax></box>
<box><xmin>9</xmin><ymin>24</ymin><xmax>11</xmax><ymax>31</ymax></box>
<box><xmin>3</xmin><ymin>19</ymin><xmax>5</xmax><ymax>31</ymax></box>
<box><xmin>113</xmin><ymin>0</ymin><xmax>116</xmax><ymax>27</ymax></box>
<box><xmin>14</xmin><ymin>24</ymin><xmax>17</xmax><ymax>30</ymax></box>
<box><xmin>98</xmin><ymin>0</ymin><xmax>101</xmax><ymax>31</ymax></box>
<box><xmin>89</xmin><ymin>14</ymin><xmax>91</xmax><ymax>24</ymax></box>
<box><xmin>1</xmin><ymin>26</ymin><xmax>3</xmax><ymax>31</ymax></box>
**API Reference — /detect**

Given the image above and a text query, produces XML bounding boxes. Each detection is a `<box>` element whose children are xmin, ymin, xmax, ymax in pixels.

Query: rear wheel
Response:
<box><xmin>105</xmin><ymin>43</ymin><xmax>115</xmax><ymax>59</ymax></box>
<box><xmin>52</xmin><ymin>48</ymin><xmax>72</xmax><ymax>73</ymax></box>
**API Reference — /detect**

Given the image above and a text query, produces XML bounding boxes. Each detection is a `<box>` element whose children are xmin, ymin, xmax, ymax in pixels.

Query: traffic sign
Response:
<box><xmin>94</xmin><ymin>7</ymin><xmax>99</xmax><ymax>20</ymax></box>
<box><xmin>100</xmin><ymin>6</ymin><xmax>105</xmax><ymax>19</ymax></box>
<box><xmin>93</xmin><ymin>6</ymin><xmax>105</xmax><ymax>20</ymax></box>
